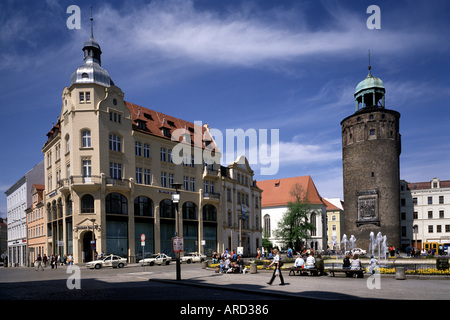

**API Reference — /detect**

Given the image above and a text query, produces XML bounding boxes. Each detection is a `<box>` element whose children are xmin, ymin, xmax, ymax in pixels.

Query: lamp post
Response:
<box><xmin>172</xmin><ymin>182</ymin><xmax>182</xmax><ymax>281</ymax></box>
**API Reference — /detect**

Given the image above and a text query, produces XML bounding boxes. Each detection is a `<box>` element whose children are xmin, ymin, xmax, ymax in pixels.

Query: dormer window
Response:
<box><xmin>162</xmin><ymin>127</ymin><xmax>171</xmax><ymax>138</ymax></box>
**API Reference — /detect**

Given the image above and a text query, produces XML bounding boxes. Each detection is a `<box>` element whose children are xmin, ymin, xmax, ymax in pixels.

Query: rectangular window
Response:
<box><xmin>184</xmin><ymin>176</ymin><xmax>189</xmax><ymax>191</ymax></box>
<box><xmin>428</xmin><ymin>196</ymin><xmax>433</xmax><ymax>204</ymax></box>
<box><xmin>437</xmin><ymin>225</ymin><xmax>442</xmax><ymax>233</ymax></box>
<box><xmin>169</xmin><ymin>173</ymin><xmax>174</xmax><ymax>188</ymax></box>
<box><xmin>110</xmin><ymin>162</ymin><xmax>122</xmax><ymax>179</ymax></box>
<box><xmin>144</xmin><ymin>169</ymin><xmax>151</xmax><ymax>185</ymax></box>
<box><xmin>428</xmin><ymin>225</ymin><xmax>433</xmax><ymax>233</ymax></box>
<box><xmin>440</xmin><ymin>210</ymin><xmax>444</xmax><ymax>219</ymax></box>
<box><xmin>439</xmin><ymin>196</ymin><xmax>444</xmax><ymax>204</ymax></box>
<box><xmin>428</xmin><ymin>211</ymin><xmax>433</xmax><ymax>219</ymax></box>
<box><xmin>79</xmin><ymin>92</ymin><xmax>84</xmax><ymax>103</ymax></box>
<box><xmin>143</xmin><ymin>144</ymin><xmax>150</xmax><ymax>158</ymax></box>
<box><xmin>136</xmin><ymin>167</ymin><xmax>142</xmax><ymax>184</ymax></box>
<box><xmin>161</xmin><ymin>172</ymin><xmax>167</xmax><ymax>188</ymax></box>
<box><xmin>82</xmin><ymin>160</ymin><xmax>91</xmax><ymax>177</ymax></box>
<box><xmin>160</xmin><ymin>148</ymin><xmax>166</xmax><ymax>162</ymax></box>
<box><xmin>85</xmin><ymin>91</ymin><xmax>91</xmax><ymax>103</ymax></box>
<box><xmin>190</xmin><ymin>178</ymin><xmax>195</xmax><ymax>192</ymax></box>
<box><xmin>109</xmin><ymin>134</ymin><xmax>122</xmax><ymax>152</ymax></box>
<box><xmin>135</xmin><ymin>142</ymin><xmax>142</xmax><ymax>156</ymax></box>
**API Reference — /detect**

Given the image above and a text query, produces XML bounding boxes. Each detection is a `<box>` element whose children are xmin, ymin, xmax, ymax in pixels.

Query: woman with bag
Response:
<box><xmin>267</xmin><ymin>249</ymin><xmax>285</xmax><ymax>286</ymax></box>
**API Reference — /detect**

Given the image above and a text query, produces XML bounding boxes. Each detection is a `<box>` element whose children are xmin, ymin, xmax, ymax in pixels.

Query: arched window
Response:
<box><xmin>182</xmin><ymin>202</ymin><xmax>198</xmax><ymax>220</ymax></box>
<box><xmin>134</xmin><ymin>196</ymin><xmax>154</xmax><ymax>217</ymax></box>
<box><xmin>81</xmin><ymin>194</ymin><xmax>95</xmax><ymax>213</ymax></box>
<box><xmin>160</xmin><ymin>199</ymin><xmax>175</xmax><ymax>219</ymax></box>
<box><xmin>106</xmin><ymin>193</ymin><xmax>127</xmax><ymax>214</ymax></box>
<box><xmin>203</xmin><ymin>204</ymin><xmax>217</xmax><ymax>222</ymax></box>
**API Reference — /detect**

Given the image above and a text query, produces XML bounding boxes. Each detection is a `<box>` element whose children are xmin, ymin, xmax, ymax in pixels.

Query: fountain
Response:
<box><xmin>341</xmin><ymin>234</ymin><xmax>348</xmax><ymax>256</ymax></box>
<box><xmin>349</xmin><ymin>235</ymin><xmax>356</xmax><ymax>251</ymax></box>
<box><xmin>369</xmin><ymin>231</ymin><xmax>376</xmax><ymax>256</ymax></box>
<box><xmin>381</xmin><ymin>235</ymin><xmax>387</xmax><ymax>262</ymax></box>
<box><xmin>376</xmin><ymin>232</ymin><xmax>383</xmax><ymax>260</ymax></box>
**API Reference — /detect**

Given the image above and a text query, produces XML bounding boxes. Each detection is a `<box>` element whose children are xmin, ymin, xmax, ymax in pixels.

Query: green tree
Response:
<box><xmin>274</xmin><ymin>183</ymin><xmax>316</xmax><ymax>251</ymax></box>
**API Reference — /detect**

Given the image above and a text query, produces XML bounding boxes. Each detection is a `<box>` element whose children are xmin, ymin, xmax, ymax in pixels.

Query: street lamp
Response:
<box><xmin>172</xmin><ymin>182</ymin><xmax>182</xmax><ymax>281</ymax></box>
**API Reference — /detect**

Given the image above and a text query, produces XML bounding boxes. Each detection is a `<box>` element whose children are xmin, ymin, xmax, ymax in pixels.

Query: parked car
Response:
<box><xmin>139</xmin><ymin>253</ymin><xmax>172</xmax><ymax>266</ymax></box>
<box><xmin>181</xmin><ymin>252</ymin><xmax>207</xmax><ymax>264</ymax></box>
<box><xmin>86</xmin><ymin>255</ymin><xmax>127</xmax><ymax>269</ymax></box>
<box><xmin>347</xmin><ymin>248</ymin><xmax>367</xmax><ymax>256</ymax></box>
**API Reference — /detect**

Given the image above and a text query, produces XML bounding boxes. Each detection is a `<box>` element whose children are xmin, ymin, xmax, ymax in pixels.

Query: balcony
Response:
<box><xmin>203</xmin><ymin>167</ymin><xmax>220</xmax><ymax>179</ymax></box>
<box><xmin>203</xmin><ymin>192</ymin><xmax>220</xmax><ymax>202</ymax></box>
<box><xmin>57</xmin><ymin>175</ymin><xmax>102</xmax><ymax>192</ymax></box>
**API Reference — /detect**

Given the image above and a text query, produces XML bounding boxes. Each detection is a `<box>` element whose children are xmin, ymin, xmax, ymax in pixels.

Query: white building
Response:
<box><xmin>400</xmin><ymin>177</ymin><xmax>450</xmax><ymax>253</ymax></box>
<box><xmin>5</xmin><ymin>161</ymin><xmax>44</xmax><ymax>266</ymax></box>
<box><xmin>258</xmin><ymin>176</ymin><xmax>327</xmax><ymax>251</ymax></box>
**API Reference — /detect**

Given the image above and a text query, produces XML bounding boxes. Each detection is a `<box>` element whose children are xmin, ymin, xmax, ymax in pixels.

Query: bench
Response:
<box><xmin>287</xmin><ymin>267</ymin><xmax>322</xmax><ymax>276</ymax></box>
<box><xmin>328</xmin><ymin>268</ymin><xmax>364</xmax><ymax>278</ymax></box>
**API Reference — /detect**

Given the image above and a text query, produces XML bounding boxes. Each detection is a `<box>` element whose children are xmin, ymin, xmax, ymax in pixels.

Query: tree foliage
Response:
<box><xmin>274</xmin><ymin>183</ymin><xmax>316</xmax><ymax>250</ymax></box>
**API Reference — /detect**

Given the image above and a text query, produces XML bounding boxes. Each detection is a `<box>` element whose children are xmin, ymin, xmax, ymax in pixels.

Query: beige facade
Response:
<box><xmin>220</xmin><ymin>156</ymin><xmax>262</xmax><ymax>256</ymax></box>
<box><xmin>26</xmin><ymin>184</ymin><xmax>46</xmax><ymax>264</ymax></box>
<box><xmin>323</xmin><ymin>198</ymin><xmax>345</xmax><ymax>252</ymax></box>
<box><xmin>42</xmin><ymin>31</ymin><xmax>261</xmax><ymax>264</ymax></box>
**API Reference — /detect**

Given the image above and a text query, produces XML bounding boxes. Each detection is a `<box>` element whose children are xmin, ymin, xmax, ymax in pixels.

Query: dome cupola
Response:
<box><xmin>354</xmin><ymin>52</ymin><xmax>385</xmax><ymax>112</ymax></box>
<box><xmin>69</xmin><ymin>12</ymin><xmax>114</xmax><ymax>88</ymax></box>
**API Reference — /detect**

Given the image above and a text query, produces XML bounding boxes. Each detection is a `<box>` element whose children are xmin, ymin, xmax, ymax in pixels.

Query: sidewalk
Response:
<box><xmin>147</xmin><ymin>265</ymin><xmax>450</xmax><ymax>300</ymax></box>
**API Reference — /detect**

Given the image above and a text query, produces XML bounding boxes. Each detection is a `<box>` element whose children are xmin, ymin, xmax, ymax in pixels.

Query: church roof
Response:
<box><xmin>257</xmin><ymin>175</ymin><xmax>325</xmax><ymax>208</ymax></box>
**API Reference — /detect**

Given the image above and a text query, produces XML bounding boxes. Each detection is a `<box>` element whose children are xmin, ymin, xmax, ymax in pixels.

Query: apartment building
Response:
<box><xmin>400</xmin><ymin>177</ymin><xmax>450</xmax><ymax>252</ymax></box>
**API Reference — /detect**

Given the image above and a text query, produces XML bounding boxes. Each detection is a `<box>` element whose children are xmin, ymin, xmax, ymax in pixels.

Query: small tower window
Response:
<box><xmin>82</xmin><ymin>73</ymin><xmax>89</xmax><ymax>79</ymax></box>
<box><xmin>369</xmin><ymin>129</ymin><xmax>375</xmax><ymax>136</ymax></box>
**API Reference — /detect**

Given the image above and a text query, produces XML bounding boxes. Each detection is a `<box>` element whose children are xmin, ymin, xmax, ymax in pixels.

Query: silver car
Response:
<box><xmin>139</xmin><ymin>253</ymin><xmax>172</xmax><ymax>266</ymax></box>
<box><xmin>86</xmin><ymin>255</ymin><xmax>127</xmax><ymax>269</ymax></box>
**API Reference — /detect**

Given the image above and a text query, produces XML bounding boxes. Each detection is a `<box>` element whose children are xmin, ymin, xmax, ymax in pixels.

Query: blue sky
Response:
<box><xmin>1</xmin><ymin>0</ymin><xmax>449</xmax><ymax>217</ymax></box>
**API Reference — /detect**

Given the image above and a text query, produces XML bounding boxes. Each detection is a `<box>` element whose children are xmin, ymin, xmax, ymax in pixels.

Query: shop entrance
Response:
<box><xmin>83</xmin><ymin>231</ymin><xmax>95</xmax><ymax>262</ymax></box>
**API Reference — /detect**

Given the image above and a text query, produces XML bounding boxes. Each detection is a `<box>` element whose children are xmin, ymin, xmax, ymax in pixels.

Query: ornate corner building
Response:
<box><xmin>341</xmin><ymin>65</ymin><xmax>401</xmax><ymax>250</ymax></box>
<box><xmin>42</xmin><ymin>28</ymin><xmax>262</xmax><ymax>264</ymax></box>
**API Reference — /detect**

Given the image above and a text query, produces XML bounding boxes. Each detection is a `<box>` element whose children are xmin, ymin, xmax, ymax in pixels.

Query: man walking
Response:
<box><xmin>35</xmin><ymin>254</ymin><xmax>44</xmax><ymax>271</ymax></box>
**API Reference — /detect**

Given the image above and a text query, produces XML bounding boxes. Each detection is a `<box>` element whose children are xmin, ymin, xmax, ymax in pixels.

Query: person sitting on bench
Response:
<box><xmin>305</xmin><ymin>253</ymin><xmax>315</xmax><ymax>269</ymax></box>
<box><xmin>294</xmin><ymin>255</ymin><xmax>305</xmax><ymax>268</ymax></box>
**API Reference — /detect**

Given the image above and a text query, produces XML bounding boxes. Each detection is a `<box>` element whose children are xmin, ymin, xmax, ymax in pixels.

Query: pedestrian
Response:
<box><xmin>35</xmin><ymin>254</ymin><xmax>44</xmax><ymax>271</ymax></box>
<box><xmin>267</xmin><ymin>248</ymin><xmax>285</xmax><ymax>285</ymax></box>
<box><xmin>256</xmin><ymin>248</ymin><xmax>261</xmax><ymax>260</ymax></box>
<box><xmin>43</xmin><ymin>254</ymin><xmax>48</xmax><ymax>267</ymax></box>
<box><xmin>67</xmin><ymin>254</ymin><xmax>73</xmax><ymax>266</ymax></box>
<box><xmin>369</xmin><ymin>255</ymin><xmax>378</xmax><ymax>275</ymax></box>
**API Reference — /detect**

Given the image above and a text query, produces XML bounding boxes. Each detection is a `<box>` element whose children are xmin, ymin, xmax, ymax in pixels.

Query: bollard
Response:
<box><xmin>395</xmin><ymin>266</ymin><xmax>406</xmax><ymax>280</ymax></box>
<box><xmin>250</xmin><ymin>263</ymin><xmax>257</xmax><ymax>274</ymax></box>
<box><xmin>202</xmin><ymin>260</ymin><xmax>208</xmax><ymax>269</ymax></box>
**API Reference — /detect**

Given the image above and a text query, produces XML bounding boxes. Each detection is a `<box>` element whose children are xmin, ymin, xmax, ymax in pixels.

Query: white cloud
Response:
<box><xmin>92</xmin><ymin>0</ymin><xmax>443</xmax><ymax>71</ymax></box>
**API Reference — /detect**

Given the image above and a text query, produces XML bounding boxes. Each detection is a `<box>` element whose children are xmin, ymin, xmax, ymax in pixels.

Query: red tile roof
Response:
<box><xmin>322</xmin><ymin>198</ymin><xmax>342</xmax><ymax>211</ymax></box>
<box><xmin>125</xmin><ymin>101</ymin><xmax>217</xmax><ymax>150</ymax></box>
<box><xmin>407</xmin><ymin>180</ymin><xmax>450</xmax><ymax>190</ymax></box>
<box><xmin>257</xmin><ymin>175</ymin><xmax>325</xmax><ymax>207</ymax></box>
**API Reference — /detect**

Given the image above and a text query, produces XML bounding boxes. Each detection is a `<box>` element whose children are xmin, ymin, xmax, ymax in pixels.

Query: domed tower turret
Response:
<box><xmin>341</xmin><ymin>58</ymin><xmax>401</xmax><ymax>250</ymax></box>
<box><xmin>69</xmin><ymin>12</ymin><xmax>114</xmax><ymax>88</ymax></box>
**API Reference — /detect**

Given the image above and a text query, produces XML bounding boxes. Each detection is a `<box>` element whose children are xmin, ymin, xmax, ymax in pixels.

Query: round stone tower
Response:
<box><xmin>341</xmin><ymin>65</ymin><xmax>401</xmax><ymax>251</ymax></box>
